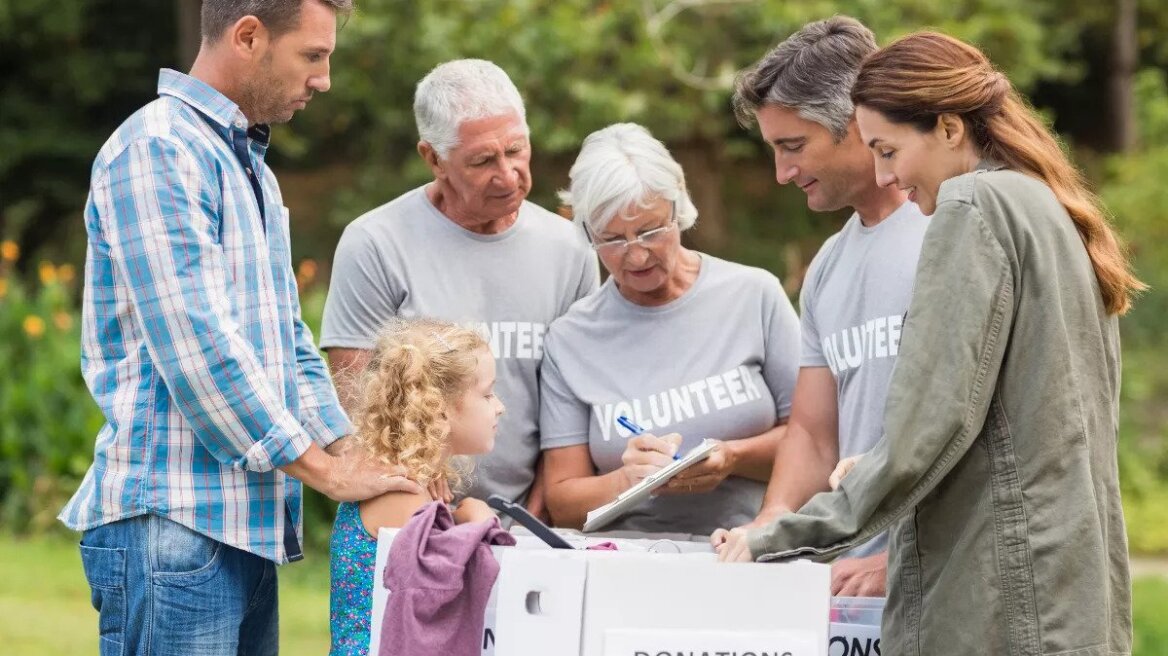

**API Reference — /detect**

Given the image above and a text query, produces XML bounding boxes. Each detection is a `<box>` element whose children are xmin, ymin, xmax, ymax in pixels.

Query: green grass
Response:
<box><xmin>1133</xmin><ymin>577</ymin><xmax>1168</xmax><ymax>656</ymax></box>
<box><xmin>3</xmin><ymin>533</ymin><xmax>1167</xmax><ymax>655</ymax></box>
<box><xmin>0</xmin><ymin>534</ymin><xmax>331</xmax><ymax>655</ymax></box>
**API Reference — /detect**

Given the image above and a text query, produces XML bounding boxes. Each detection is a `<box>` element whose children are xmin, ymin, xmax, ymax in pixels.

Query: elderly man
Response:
<box><xmin>710</xmin><ymin>16</ymin><xmax>928</xmax><ymax>597</ymax></box>
<box><xmin>321</xmin><ymin>59</ymin><xmax>599</xmax><ymax>516</ymax></box>
<box><xmin>59</xmin><ymin>2</ymin><xmax>421</xmax><ymax>655</ymax></box>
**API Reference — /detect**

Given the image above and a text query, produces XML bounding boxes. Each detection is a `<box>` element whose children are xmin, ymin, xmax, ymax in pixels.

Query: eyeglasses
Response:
<box><xmin>586</xmin><ymin>202</ymin><xmax>678</xmax><ymax>254</ymax></box>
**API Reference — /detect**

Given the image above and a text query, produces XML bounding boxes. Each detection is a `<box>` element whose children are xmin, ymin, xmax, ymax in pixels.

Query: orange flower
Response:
<box><xmin>39</xmin><ymin>262</ymin><xmax>58</xmax><ymax>285</ymax></box>
<box><xmin>0</xmin><ymin>240</ymin><xmax>18</xmax><ymax>262</ymax></box>
<box><xmin>53</xmin><ymin>311</ymin><xmax>73</xmax><ymax>331</ymax></box>
<box><xmin>296</xmin><ymin>258</ymin><xmax>319</xmax><ymax>290</ymax></box>
<box><xmin>297</xmin><ymin>259</ymin><xmax>318</xmax><ymax>282</ymax></box>
<box><xmin>58</xmin><ymin>263</ymin><xmax>76</xmax><ymax>284</ymax></box>
<box><xmin>23</xmin><ymin>315</ymin><xmax>46</xmax><ymax>339</ymax></box>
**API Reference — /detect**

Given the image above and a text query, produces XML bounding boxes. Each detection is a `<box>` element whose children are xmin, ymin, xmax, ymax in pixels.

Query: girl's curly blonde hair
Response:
<box><xmin>351</xmin><ymin>317</ymin><xmax>489</xmax><ymax>490</ymax></box>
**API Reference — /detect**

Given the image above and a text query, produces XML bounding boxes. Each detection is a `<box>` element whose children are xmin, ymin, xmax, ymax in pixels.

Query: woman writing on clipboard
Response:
<box><xmin>537</xmin><ymin>123</ymin><xmax>801</xmax><ymax>536</ymax></box>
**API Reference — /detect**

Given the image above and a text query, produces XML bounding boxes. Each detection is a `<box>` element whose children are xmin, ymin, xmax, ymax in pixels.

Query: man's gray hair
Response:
<box><xmin>559</xmin><ymin>123</ymin><xmax>698</xmax><ymax>236</ymax></box>
<box><xmin>414</xmin><ymin>59</ymin><xmax>528</xmax><ymax>159</ymax></box>
<box><xmin>733</xmin><ymin>16</ymin><xmax>877</xmax><ymax>141</ymax></box>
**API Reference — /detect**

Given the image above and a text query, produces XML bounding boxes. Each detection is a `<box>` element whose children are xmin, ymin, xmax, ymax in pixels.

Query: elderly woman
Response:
<box><xmin>539</xmin><ymin>123</ymin><xmax>800</xmax><ymax>536</ymax></box>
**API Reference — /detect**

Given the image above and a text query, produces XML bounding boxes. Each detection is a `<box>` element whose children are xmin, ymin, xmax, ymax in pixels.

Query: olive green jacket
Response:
<box><xmin>749</xmin><ymin>166</ymin><xmax>1132</xmax><ymax>656</ymax></box>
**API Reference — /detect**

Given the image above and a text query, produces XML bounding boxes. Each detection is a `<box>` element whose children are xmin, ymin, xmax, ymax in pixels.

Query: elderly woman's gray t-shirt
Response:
<box><xmin>320</xmin><ymin>186</ymin><xmax>600</xmax><ymax>504</ymax></box>
<box><xmin>539</xmin><ymin>255</ymin><xmax>800</xmax><ymax>535</ymax></box>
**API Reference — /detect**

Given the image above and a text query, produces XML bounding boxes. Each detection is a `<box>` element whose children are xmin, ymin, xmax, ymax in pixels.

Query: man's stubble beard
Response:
<box><xmin>240</xmin><ymin>53</ymin><xmax>292</xmax><ymax>125</ymax></box>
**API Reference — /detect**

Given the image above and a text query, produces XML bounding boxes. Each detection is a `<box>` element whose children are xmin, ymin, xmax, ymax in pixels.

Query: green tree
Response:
<box><xmin>287</xmin><ymin>0</ymin><xmax>1098</xmax><ymax>264</ymax></box>
<box><xmin>0</xmin><ymin>0</ymin><xmax>178</xmax><ymax>270</ymax></box>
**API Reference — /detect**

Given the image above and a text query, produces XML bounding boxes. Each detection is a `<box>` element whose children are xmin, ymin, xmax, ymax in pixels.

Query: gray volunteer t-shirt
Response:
<box><xmin>540</xmin><ymin>254</ymin><xmax>800</xmax><ymax>536</ymax></box>
<box><xmin>320</xmin><ymin>186</ymin><xmax>600</xmax><ymax>503</ymax></box>
<box><xmin>800</xmin><ymin>200</ymin><xmax>929</xmax><ymax>555</ymax></box>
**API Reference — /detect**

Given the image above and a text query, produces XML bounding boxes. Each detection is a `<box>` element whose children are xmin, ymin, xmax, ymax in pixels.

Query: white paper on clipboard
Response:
<box><xmin>583</xmin><ymin>439</ymin><xmax>717</xmax><ymax>533</ymax></box>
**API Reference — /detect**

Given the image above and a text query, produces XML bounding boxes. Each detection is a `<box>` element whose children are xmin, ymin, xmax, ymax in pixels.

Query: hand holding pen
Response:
<box><xmin>617</xmin><ymin>416</ymin><xmax>682</xmax><ymax>460</ymax></box>
<box><xmin>616</xmin><ymin>415</ymin><xmax>684</xmax><ymax>491</ymax></box>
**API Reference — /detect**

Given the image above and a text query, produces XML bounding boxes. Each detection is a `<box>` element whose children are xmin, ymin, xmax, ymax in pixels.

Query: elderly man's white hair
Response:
<box><xmin>413</xmin><ymin>59</ymin><xmax>529</xmax><ymax>159</ymax></box>
<box><xmin>560</xmin><ymin>123</ymin><xmax>698</xmax><ymax>236</ymax></box>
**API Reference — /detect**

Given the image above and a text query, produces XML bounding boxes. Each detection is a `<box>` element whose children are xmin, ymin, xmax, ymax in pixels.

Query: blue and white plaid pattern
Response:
<box><xmin>59</xmin><ymin>70</ymin><xmax>351</xmax><ymax>563</ymax></box>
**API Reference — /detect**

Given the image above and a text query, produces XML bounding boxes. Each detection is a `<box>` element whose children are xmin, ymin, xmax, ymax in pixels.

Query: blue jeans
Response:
<box><xmin>79</xmin><ymin>514</ymin><xmax>279</xmax><ymax>656</ymax></box>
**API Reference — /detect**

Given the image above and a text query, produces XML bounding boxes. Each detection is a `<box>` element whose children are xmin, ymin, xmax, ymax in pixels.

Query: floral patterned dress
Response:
<box><xmin>329</xmin><ymin>501</ymin><xmax>378</xmax><ymax>656</ymax></box>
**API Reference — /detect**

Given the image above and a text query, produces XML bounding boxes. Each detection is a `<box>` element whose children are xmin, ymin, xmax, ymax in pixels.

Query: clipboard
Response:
<box><xmin>582</xmin><ymin>439</ymin><xmax>717</xmax><ymax>533</ymax></box>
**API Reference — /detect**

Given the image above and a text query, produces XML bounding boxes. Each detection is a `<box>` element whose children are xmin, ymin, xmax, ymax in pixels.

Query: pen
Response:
<box><xmin>617</xmin><ymin>415</ymin><xmax>680</xmax><ymax>460</ymax></box>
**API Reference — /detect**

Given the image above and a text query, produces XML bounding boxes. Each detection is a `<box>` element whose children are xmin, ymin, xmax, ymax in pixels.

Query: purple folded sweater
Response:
<box><xmin>379</xmin><ymin>502</ymin><xmax>516</xmax><ymax>656</ymax></box>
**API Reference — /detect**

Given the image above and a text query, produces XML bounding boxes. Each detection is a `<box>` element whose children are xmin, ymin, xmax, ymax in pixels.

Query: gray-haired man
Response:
<box><xmin>711</xmin><ymin>16</ymin><xmax>928</xmax><ymax>596</ymax></box>
<box><xmin>321</xmin><ymin>59</ymin><xmax>599</xmax><ymax>517</ymax></box>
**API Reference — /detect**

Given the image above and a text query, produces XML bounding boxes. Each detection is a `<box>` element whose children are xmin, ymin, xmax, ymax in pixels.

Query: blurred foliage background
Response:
<box><xmin>1</xmin><ymin>0</ymin><xmax>1166</xmax><ymax>554</ymax></box>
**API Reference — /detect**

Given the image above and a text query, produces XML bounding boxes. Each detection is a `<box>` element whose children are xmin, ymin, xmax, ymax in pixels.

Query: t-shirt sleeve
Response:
<box><xmin>761</xmin><ymin>276</ymin><xmax>801</xmax><ymax>419</ymax></box>
<box><xmin>799</xmin><ymin>252</ymin><xmax>830</xmax><ymax>369</ymax></box>
<box><xmin>538</xmin><ymin>337</ymin><xmax>591</xmax><ymax>450</ymax></box>
<box><xmin>319</xmin><ymin>223</ymin><xmax>400</xmax><ymax>350</ymax></box>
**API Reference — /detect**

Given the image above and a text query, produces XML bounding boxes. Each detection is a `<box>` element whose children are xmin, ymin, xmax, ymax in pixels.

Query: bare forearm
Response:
<box><xmin>755</xmin><ymin>424</ymin><xmax>837</xmax><ymax>522</ymax></box>
<box><xmin>332</xmin><ymin>369</ymin><xmax>363</xmax><ymax>419</ymax></box>
<box><xmin>525</xmin><ymin>455</ymin><xmax>549</xmax><ymax>519</ymax></box>
<box><xmin>279</xmin><ymin>443</ymin><xmax>335</xmax><ymax>496</ymax></box>
<box><xmin>325</xmin><ymin>436</ymin><xmax>352</xmax><ymax>457</ymax></box>
<box><xmin>545</xmin><ymin>469</ymin><xmax>630</xmax><ymax>529</ymax></box>
<box><xmin>725</xmin><ymin>422</ymin><xmax>788</xmax><ymax>482</ymax></box>
<box><xmin>281</xmin><ymin>440</ymin><xmax>421</xmax><ymax>502</ymax></box>
<box><xmin>325</xmin><ymin>348</ymin><xmax>372</xmax><ymax>418</ymax></box>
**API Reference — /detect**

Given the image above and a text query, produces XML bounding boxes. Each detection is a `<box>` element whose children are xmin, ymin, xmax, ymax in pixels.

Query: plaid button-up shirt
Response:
<box><xmin>59</xmin><ymin>69</ymin><xmax>351</xmax><ymax>563</ymax></box>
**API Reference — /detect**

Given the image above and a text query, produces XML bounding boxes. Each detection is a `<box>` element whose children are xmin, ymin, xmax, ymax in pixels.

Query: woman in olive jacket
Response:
<box><xmin>715</xmin><ymin>31</ymin><xmax>1141</xmax><ymax>656</ymax></box>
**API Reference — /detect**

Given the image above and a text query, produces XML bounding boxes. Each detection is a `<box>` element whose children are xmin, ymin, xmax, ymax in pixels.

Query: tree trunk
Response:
<box><xmin>177</xmin><ymin>0</ymin><xmax>202</xmax><ymax>70</ymax></box>
<box><xmin>1108</xmin><ymin>0</ymin><xmax>1138</xmax><ymax>152</ymax></box>
<box><xmin>673</xmin><ymin>140</ymin><xmax>728</xmax><ymax>255</ymax></box>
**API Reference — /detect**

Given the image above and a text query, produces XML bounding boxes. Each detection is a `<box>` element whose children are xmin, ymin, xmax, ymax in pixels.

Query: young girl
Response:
<box><xmin>329</xmin><ymin>318</ymin><xmax>505</xmax><ymax>656</ymax></box>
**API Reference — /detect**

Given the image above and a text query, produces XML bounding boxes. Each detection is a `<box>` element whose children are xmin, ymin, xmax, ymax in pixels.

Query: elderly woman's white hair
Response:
<box><xmin>559</xmin><ymin>123</ymin><xmax>698</xmax><ymax>236</ymax></box>
<box><xmin>413</xmin><ymin>59</ymin><xmax>529</xmax><ymax>159</ymax></box>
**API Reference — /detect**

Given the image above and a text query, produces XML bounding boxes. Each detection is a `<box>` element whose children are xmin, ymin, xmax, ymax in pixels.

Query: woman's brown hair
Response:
<box><xmin>852</xmin><ymin>31</ymin><xmax>1144</xmax><ymax>315</ymax></box>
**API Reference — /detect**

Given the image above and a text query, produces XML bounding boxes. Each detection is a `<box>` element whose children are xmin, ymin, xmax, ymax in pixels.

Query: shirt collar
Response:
<box><xmin>157</xmin><ymin>69</ymin><xmax>271</xmax><ymax>147</ymax></box>
<box><xmin>975</xmin><ymin>158</ymin><xmax>1005</xmax><ymax>172</ymax></box>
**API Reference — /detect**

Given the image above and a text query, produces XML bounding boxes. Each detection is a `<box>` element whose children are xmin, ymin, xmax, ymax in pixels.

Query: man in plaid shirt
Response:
<box><xmin>58</xmin><ymin>2</ymin><xmax>419</xmax><ymax>654</ymax></box>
